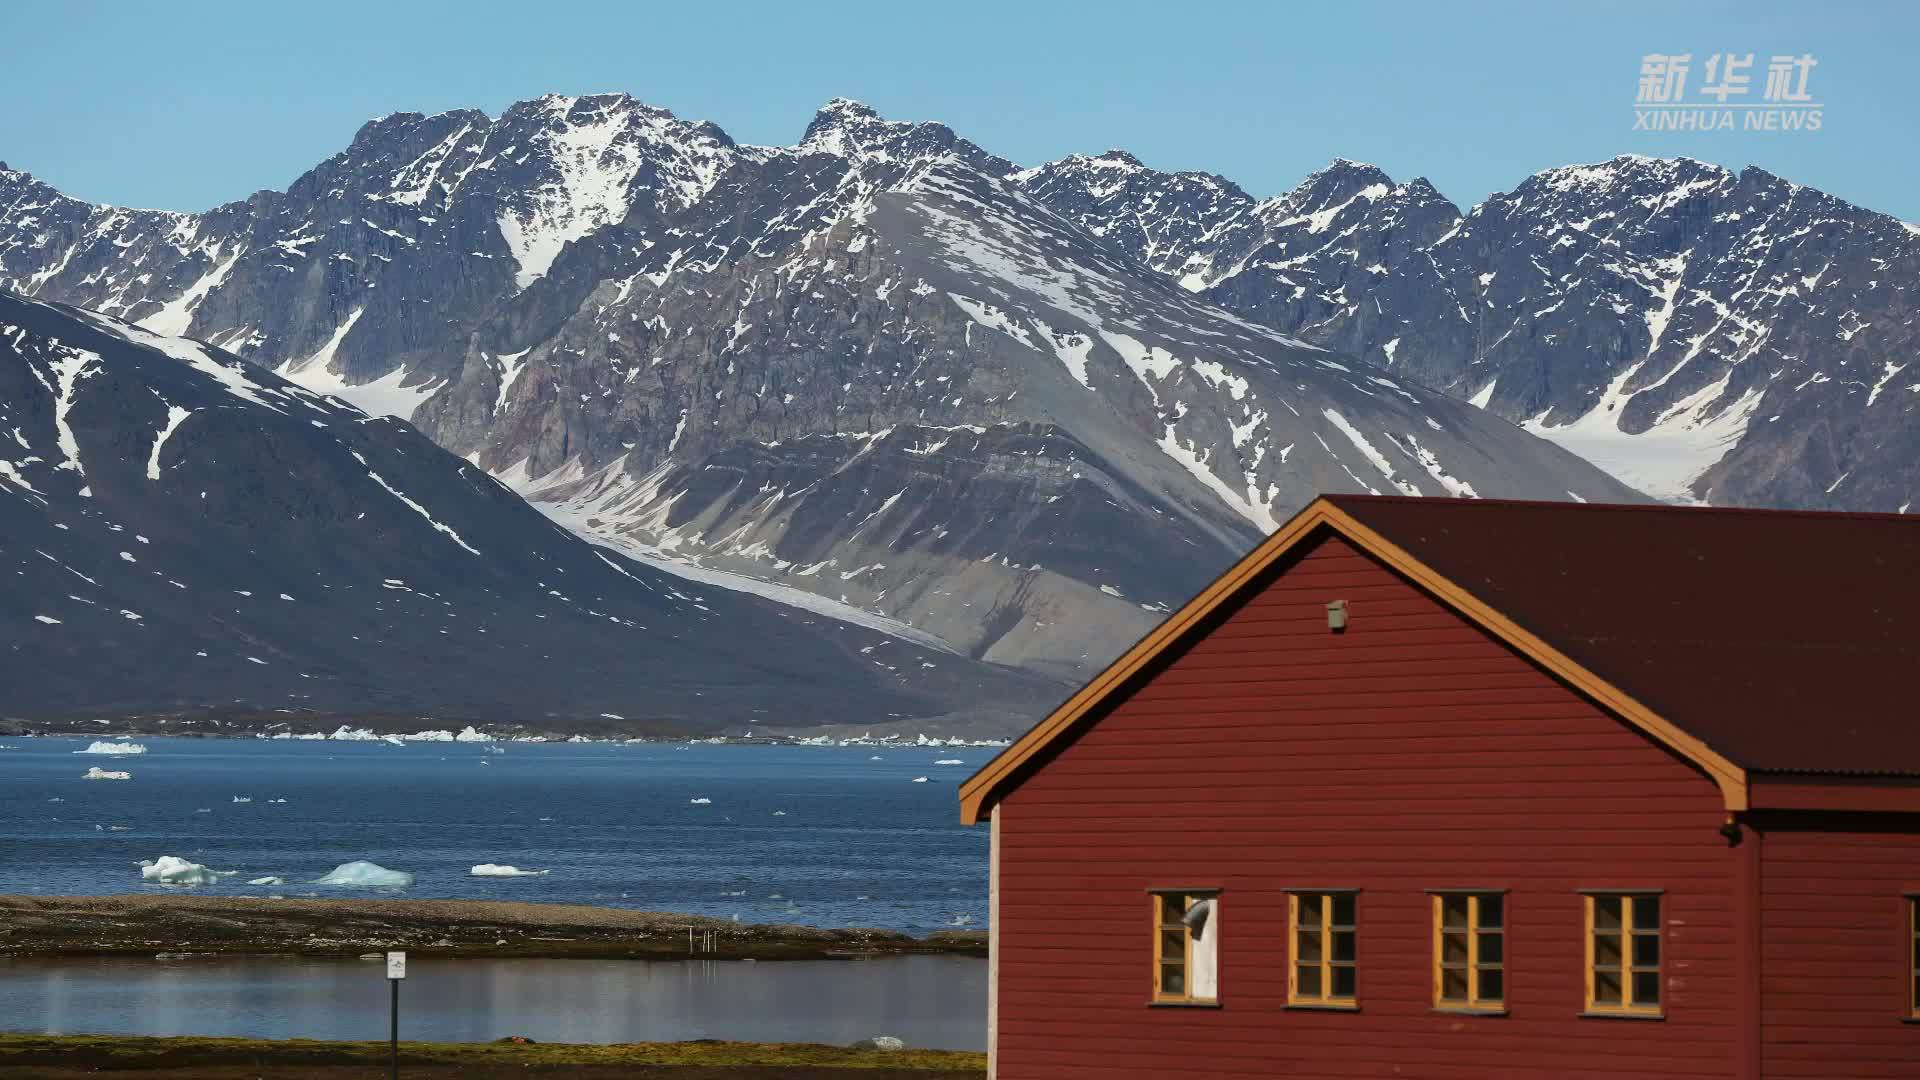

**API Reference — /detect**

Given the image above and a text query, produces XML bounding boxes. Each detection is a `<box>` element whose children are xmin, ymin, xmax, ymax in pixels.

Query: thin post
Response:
<box><xmin>389</xmin><ymin>977</ymin><xmax>399</xmax><ymax>1080</ymax></box>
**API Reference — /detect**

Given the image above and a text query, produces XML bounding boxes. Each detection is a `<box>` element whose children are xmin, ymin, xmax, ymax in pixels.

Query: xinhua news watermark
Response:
<box><xmin>1634</xmin><ymin>53</ymin><xmax>1822</xmax><ymax>133</ymax></box>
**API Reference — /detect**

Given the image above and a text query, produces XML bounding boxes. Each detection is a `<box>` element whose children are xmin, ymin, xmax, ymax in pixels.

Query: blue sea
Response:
<box><xmin>0</xmin><ymin>736</ymin><xmax>990</xmax><ymax>932</ymax></box>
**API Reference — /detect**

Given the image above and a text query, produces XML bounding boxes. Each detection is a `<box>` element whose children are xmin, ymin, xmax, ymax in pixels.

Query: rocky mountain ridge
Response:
<box><xmin>0</xmin><ymin>290</ymin><xmax>1054</xmax><ymax>726</ymax></box>
<box><xmin>2</xmin><ymin>96</ymin><xmax>1696</xmax><ymax>685</ymax></box>
<box><xmin>1016</xmin><ymin>150</ymin><xmax>1920</xmax><ymax>509</ymax></box>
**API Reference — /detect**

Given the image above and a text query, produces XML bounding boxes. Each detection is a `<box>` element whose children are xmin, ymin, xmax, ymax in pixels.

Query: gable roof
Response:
<box><xmin>959</xmin><ymin>496</ymin><xmax>1920</xmax><ymax>824</ymax></box>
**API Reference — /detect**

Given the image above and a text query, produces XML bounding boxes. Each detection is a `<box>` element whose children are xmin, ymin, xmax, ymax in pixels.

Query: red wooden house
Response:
<box><xmin>960</xmin><ymin>495</ymin><xmax>1920</xmax><ymax>1080</ymax></box>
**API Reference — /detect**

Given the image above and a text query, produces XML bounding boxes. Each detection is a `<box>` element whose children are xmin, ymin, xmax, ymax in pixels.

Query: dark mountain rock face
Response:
<box><xmin>1017</xmin><ymin>153</ymin><xmax>1920</xmax><ymax>510</ymax></box>
<box><xmin>0</xmin><ymin>291</ymin><xmax>1056</xmax><ymax>726</ymax></box>
<box><xmin>4</xmin><ymin>96</ymin><xmax>1645</xmax><ymax>687</ymax></box>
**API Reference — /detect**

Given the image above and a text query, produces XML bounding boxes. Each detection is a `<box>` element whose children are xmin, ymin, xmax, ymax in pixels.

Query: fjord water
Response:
<box><xmin>0</xmin><ymin>737</ymin><xmax>989</xmax><ymax>930</ymax></box>
<box><xmin>0</xmin><ymin>954</ymin><xmax>987</xmax><ymax>1049</ymax></box>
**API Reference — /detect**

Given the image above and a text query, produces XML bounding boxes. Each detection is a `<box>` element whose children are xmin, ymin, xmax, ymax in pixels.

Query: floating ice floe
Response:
<box><xmin>247</xmin><ymin>876</ymin><xmax>286</xmax><ymax>886</ymax></box>
<box><xmin>933</xmin><ymin>759</ymin><xmax>965</xmax><ymax>766</ymax></box>
<box><xmin>689</xmin><ymin>797</ymin><xmax>712</xmax><ymax>805</ymax></box>
<box><xmin>140</xmin><ymin>856</ymin><xmax>233</xmax><ymax>886</ymax></box>
<box><xmin>471</xmin><ymin>864</ymin><xmax>550</xmax><ymax>877</ymax></box>
<box><xmin>83</xmin><ymin>767</ymin><xmax>131</xmax><ymax>781</ymax></box>
<box><xmin>772</xmin><ymin>810</ymin><xmax>787</xmax><ymax>816</ymax></box>
<box><xmin>910</xmin><ymin>776</ymin><xmax>930</xmax><ymax>783</ymax></box>
<box><xmin>77</xmin><ymin>741</ymin><xmax>147</xmax><ymax>755</ymax></box>
<box><xmin>232</xmin><ymin>796</ymin><xmax>252</xmax><ymax>803</ymax></box>
<box><xmin>313</xmin><ymin>860</ymin><xmax>414</xmax><ymax>887</ymax></box>
<box><xmin>268</xmin><ymin>798</ymin><xmax>288</xmax><ymax>804</ymax></box>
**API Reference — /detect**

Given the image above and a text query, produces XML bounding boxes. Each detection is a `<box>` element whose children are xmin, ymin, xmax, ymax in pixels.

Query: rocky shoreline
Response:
<box><xmin>0</xmin><ymin>895</ymin><xmax>988</xmax><ymax>961</ymax></box>
<box><xmin>0</xmin><ymin>1034</ymin><xmax>985</xmax><ymax>1078</ymax></box>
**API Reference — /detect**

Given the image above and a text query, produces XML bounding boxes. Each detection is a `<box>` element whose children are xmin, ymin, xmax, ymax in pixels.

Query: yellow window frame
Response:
<box><xmin>1909</xmin><ymin>896</ymin><xmax>1919</xmax><ymax>1019</ymax></box>
<box><xmin>1288</xmin><ymin>891</ymin><xmax>1358</xmax><ymax>1008</ymax></box>
<box><xmin>1584</xmin><ymin>893</ymin><xmax>1663</xmax><ymax>1017</ymax></box>
<box><xmin>1149</xmin><ymin>891</ymin><xmax>1216</xmax><ymax>1004</ymax></box>
<box><xmin>1432</xmin><ymin>892</ymin><xmax>1505</xmax><ymax>1011</ymax></box>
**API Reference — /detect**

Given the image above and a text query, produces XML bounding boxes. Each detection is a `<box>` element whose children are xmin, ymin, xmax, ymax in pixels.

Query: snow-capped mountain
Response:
<box><xmin>0</xmin><ymin>290</ymin><xmax>1055</xmax><ymax>727</ymax></box>
<box><xmin>1018</xmin><ymin>152</ymin><xmax>1920</xmax><ymax>509</ymax></box>
<box><xmin>2</xmin><ymin>95</ymin><xmax>1642</xmax><ymax>681</ymax></box>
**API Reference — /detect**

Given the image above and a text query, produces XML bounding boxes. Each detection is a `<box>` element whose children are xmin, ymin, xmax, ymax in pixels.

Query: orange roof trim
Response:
<box><xmin>957</xmin><ymin>497</ymin><xmax>1751</xmax><ymax>825</ymax></box>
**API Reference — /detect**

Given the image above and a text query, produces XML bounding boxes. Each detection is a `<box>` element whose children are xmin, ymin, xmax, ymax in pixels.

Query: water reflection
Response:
<box><xmin>0</xmin><ymin>955</ymin><xmax>986</xmax><ymax>1050</ymax></box>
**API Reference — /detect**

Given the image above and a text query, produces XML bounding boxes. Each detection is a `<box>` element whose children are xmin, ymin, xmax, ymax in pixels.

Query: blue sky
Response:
<box><xmin>3</xmin><ymin>1</ymin><xmax>1914</xmax><ymax>219</ymax></box>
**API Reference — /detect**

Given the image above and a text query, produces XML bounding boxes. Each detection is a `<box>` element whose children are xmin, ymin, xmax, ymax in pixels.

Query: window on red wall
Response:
<box><xmin>1433</xmin><ymin>891</ymin><xmax>1505</xmax><ymax>1012</ymax></box>
<box><xmin>1290</xmin><ymin>890</ymin><xmax>1358</xmax><ymax>1008</ymax></box>
<box><xmin>1150</xmin><ymin>891</ymin><xmax>1219</xmax><ymax>1005</ymax></box>
<box><xmin>1585</xmin><ymin>892</ymin><xmax>1662</xmax><ymax>1017</ymax></box>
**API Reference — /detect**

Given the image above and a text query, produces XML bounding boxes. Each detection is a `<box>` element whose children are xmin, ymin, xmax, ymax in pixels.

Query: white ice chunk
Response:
<box><xmin>689</xmin><ymin>797</ymin><xmax>713</xmax><ymax>805</ymax></box>
<box><xmin>313</xmin><ymin>860</ymin><xmax>415</xmax><ymax>887</ymax></box>
<box><xmin>82</xmin><ymin>767</ymin><xmax>131</xmax><ymax>780</ymax></box>
<box><xmin>247</xmin><ymin>876</ymin><xmax>286</xmax><ymax>886</ymax></box>
<box><xmin>470</xmin><ymin>864</ymin><xmax>550</xmax><ymax>877</ymax></box>
<box><xmin>140</xmin><ymin>855</ymin><xmax>229</xmax><ymax>885</ymax></box>
<box><xmin>77</xmin><ymin>741</ymin><xmax>147</xmax><ymax>755</ymax></box>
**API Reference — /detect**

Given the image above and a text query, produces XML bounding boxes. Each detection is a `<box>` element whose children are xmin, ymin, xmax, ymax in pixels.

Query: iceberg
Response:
<box><xmin>470</xmin><ymin>864</ymin><xmax>549</xmax><ymax>877</ymax></box>
<box><xmin>77</xmin><ymin>741</ymin><xmax>147</xmax><ymax>755</ymax></box>
<box><xmin>933</xmin><ymin>759</ymin><xmax>965</xmax><ymax>765</ymax></box>
<box><xmin>910</xmin><ymin>776</ymin><xmax>929</xmax><ymax>783</ymax></box>
<box><xmin>314</xmin><ymin>860</ymin><xmax>414</xmax><ymax>887</ymax></box>
<box><xmin>247</xmin><ymin>876</ymin><xmax>286</xmax><ymax>886</ymax></box>
<box><xmin>454</xmin><ymin>726</ymin><xmax>493</xmax><ymax>742</ymax></box>
<box><xmin>140</xmin><ymin>856</ymin><xmax>229</xmax><ymax>886</ymax></box>
<box><xmin>82</xmin><ymin>767</ymin><xmax>131</xmax><ymax>780</ymax></box>
<box><xmin>689</xmin><ymin>797</ymin><xmax>712</xmax><ymax>805</ymax></box>
<box><xmin>232</xmin><ymin>796</ymin><xmax>252</xmax><ymax>803</ymax></box>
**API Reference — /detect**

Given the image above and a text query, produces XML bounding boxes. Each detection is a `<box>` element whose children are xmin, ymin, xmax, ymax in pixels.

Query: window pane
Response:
<box><xmin>1594</xmin><ymin>896</ymin><xmax>1623</xmax><ymax>930</ymax></box>
<box><xmin>1332</xmin><ymin>930</ymin><xmax>1356</xmax><ymax>962</ymax></box>
<box><xmin>1441</xmin><ymin>967</ymin><xmax>1468</xmax><ymax>1000</ymax></box>
<box><xmin>1441</xmin><ymin>895</ymin><xmax>1469</xmax><ymax>929</ymax></box>
<box><xmin>1161</xmin><ymin>894</ymin><xmax>1185</xmax><ymax>922</ymax></box>
<box><xmin>1633</xmin><ymin>895</ymin><xmax>1661</xmax><ymax>931</ymax></box>
<box><xmin>1632</xmin><ymin>933</ymin><xmax>1661</xmax><ymax>968</ymax></box>
<box><xmin>1161</xmin><ymin>929</ymin><xmax>1186</xmax><ymax>960</ymax></box>
<box><xmin>1633</xmin><ymin>970</ymin><xmax>1662</xmax><ymax>1005</ymax></box>
<box><xmin>1331</xmin><ymin>965</ymin><xmax>1356</xmax><ymax>998</ymax></box>
<box><xmin>1441</xmin><ymin>932</ymin><xmax>1468</xmax><ymax>964</ymax></box>
<box><xmin>1160</xmin><ymin>965</ymin><xmax>1185</xmax><ymax>995</ymax></box>
<box><xmin>1297</xmin><ymin>894</ymin><xmax>1322</xmax><ymax>925</ymax></box>
<box><xmin>1477</xmin><ymin>931</ymin><xmax>1503</xmax><ymax>964</ymax></box>
<box><xmin>1296</xmin><ymin>928</ymin><xmax>1323</xmax><ymax>962</ymax></box>
<box><xmin>1593</xmin><ymin>932</ymin><xmax>1623</xmax><ymax>967</ymax></box>
<box><xmin>1479</xmin><ymin>894</ymin><xmax>1503</xmax><ymax>929</ymax></box>
<box><xmin>1297</xmin><ymin>963</ymin><xmax>1322</xmax><ymax>996</ymax></box>
<box><xmin>1332</xmin><ymin>894</ymin><xmax>1356</xmax><ymax>926</ymax></box>
<box><xmin>1594</xmin><ymin>969</ymin><xmax>1623</xmax><ymax>1005</ymax></box>
<box><xmin>1478</xmin><ymin>968</ymin><xmax>1504</xmax><ymax>1002</ymax></box>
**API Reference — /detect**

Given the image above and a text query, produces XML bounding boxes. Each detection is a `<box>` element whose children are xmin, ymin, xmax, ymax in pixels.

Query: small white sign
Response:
<box><xmin>386</xmin><ymin>951</ymin><xmax>406</xmax><ymax>980</ymax></box>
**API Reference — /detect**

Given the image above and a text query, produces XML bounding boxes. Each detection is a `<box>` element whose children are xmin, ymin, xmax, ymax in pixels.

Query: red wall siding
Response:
<box><xmin>1759</xmin><ymin>822</ymin><xmax>1920</xmax><ymax>1077</ymax></box>
<box><xmin>994</xmin><ymin>534</ymin><xmax>1740</xmax><ymax>1080</ymax></box>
